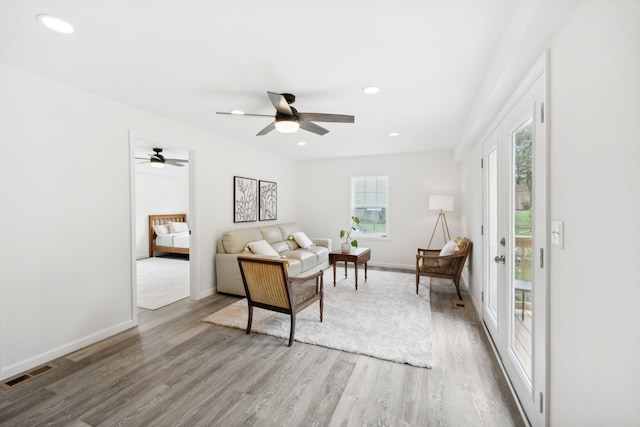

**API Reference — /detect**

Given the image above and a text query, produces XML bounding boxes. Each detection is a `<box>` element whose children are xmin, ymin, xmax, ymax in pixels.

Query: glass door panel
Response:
<box><xmin>511</xmin><ymin>117</ymin><xmax>533</xmax><ymax>380</ymax></box>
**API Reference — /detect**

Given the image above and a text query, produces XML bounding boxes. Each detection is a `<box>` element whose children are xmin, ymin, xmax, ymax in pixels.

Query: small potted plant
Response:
<box><xmin>340</xmin><ymin>216</ymin><xmax>360</xmax><ymax>252</ymax></box>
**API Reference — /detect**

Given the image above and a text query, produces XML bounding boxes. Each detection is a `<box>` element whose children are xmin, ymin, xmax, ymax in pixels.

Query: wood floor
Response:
<box><xmin>0</xmin><ymin>272</ymin><xmax>526</xmax><ymax>427</ymax></box>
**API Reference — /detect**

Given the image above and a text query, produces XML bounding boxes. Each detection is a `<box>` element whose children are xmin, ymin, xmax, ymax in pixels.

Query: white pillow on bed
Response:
<box><xmin>245</xmin><ymin>240</ymin><xmax>279</xmax><ymax>256</ymax></box>
<box><xmin>153</xmin><ymin>224</ymin><xmax>171</xmax><ymax>235</ymax></box>
<box><xmin>291</xmin><ymin>231</ymin><xmax>315</xmax><ymax>249</ymax></box>
<box><xmin>169</xmin><ymin>221</ymin><xmax>189</xmax><ymax>233</ymax></box>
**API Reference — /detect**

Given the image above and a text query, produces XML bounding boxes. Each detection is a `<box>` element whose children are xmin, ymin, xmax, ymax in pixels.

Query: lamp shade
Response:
<box><xmin>429</xmin><ymin>195</ymin><xmax>454</xmax><ymax>211</ymax></box>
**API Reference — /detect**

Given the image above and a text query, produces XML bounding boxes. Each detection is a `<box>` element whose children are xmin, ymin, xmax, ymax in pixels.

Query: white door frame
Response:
<box><xmin>128</xmin><ymin>130</ymin><xmax>198</xmax><ymax>324</ymax></box>
<box><xmin>481</xmin><ymin>52</ymin><xmax>549</xmax><ymax>427</ymax></box>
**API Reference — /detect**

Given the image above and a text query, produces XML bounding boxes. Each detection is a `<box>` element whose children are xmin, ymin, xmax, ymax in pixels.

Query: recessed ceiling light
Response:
<box><xmin>363</xmin><ymin>86</ymin><xmax>380</xmax><ymax>95</ymax></box>
<box><xmin>230</xmin><ymin>110</ymin><xmax>245</xmax><ymax>115</ymax></box>
<box><xmin>297</xmin><ymin>141</ymin><xmax>307</xmax><ymax>146</ymax></box>
<box><xmin>37</xmin><ymin>14</ymin><xmax>74</xmax><ymax>34</ymax></box>
<box><xmin>389</xmin><ymin>132</ymin><xmax>400</xmax><ymax>137</ymax></box>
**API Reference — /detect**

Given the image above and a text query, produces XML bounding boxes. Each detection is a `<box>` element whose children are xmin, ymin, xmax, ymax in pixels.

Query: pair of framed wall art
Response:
<box><xmin>233</xmin><ymin>176</ymin><xmax>277</xmax><ymax>223</ymax></box>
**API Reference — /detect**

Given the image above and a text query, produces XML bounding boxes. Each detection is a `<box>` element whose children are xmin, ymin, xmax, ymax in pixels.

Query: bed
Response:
<box><xmin>148</xmin><ymin>214</ymin><xmax>190</xmax><ymax>257</ymax></box>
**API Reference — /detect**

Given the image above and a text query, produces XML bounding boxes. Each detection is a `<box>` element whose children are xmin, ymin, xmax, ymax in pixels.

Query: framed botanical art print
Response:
<box><xmin>259</xmin><ymin>180</ymin><xmax>277</xmax><ymax>221</ymax></box>
<box><xmin>234</xmin><ymin>176</ymin><xmax>257</xmax><ymax>222</ymax></box>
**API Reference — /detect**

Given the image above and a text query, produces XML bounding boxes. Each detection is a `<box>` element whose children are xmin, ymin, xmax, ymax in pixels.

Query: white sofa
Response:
<box><xmin>215</xmin><ymin>222</ymin><xmax>331</xmax><ymax>296</ymax></box>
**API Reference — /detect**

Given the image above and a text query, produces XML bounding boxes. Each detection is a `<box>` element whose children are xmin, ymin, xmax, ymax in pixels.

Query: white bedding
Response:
<box><xmin>155</xmin><ymin>232</ymin><xmax>189</xmax><ymax>248</ymax></box>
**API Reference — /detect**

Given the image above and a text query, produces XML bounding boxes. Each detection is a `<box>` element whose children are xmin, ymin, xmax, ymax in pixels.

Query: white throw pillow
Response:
<box><xmin>439</xmin><ymin>240</ymin><xmax>459</xmax><ymax>266</ymax></box>
<box><xmin>169</xmin><ymin>221</ymin><xmax>189</xmax><ymax>233</ymax></box>
<box><xmin>246</xmin><ymin>240</ymin><xmax>279</xmax><ymax>256</ymax></box>
<box><xmin>291</xmin><ymin>231</ymin><xmax>315</xmax><ymax>249</ymax></box>
<box><xmin>153</xmin><ymin>224</ymin><xmax>171</xmax><ymax>235</ymax></box>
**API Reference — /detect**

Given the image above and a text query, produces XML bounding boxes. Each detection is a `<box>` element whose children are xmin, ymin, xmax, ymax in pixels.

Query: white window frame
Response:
<box><xmin>350</xmin><ymin>176</ymin><xmax>390</xmax><ymax>240</ymax></box>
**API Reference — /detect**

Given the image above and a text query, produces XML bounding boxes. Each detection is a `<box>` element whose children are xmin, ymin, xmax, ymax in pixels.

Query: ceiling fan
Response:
<box><xmin>135</xmin><ymin>148</ymin><xmax>188</xmax><ymax>168</ymax></box>
<box><xmin>217</xmin><ymin>91</ymin><xmax>355</xmax><ymax>136</ymax></box>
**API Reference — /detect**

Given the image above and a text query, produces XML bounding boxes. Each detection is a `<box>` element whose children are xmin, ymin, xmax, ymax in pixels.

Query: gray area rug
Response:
<box><xmin>137</xmin><ymin>256</ymin><xmax>190</xmax><ymax>310</ymax></box>
<box><xmin>204</xmin><ymin>269</ymin><xmax>432</xmax><ymax>368</ymax></box>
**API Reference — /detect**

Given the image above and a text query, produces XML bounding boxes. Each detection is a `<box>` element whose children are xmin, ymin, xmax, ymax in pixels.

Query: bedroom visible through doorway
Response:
<box><xmin>132</xmin><ymin>141</ymin><xmax>191</xmax><ymax>310</ymax></box>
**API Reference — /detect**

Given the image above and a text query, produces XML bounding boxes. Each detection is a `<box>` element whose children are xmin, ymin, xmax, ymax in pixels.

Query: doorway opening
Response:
<box><xmin>130</xmin><ymin>132</ymin><xmax>192</xmax><ymax>312</ymax></box>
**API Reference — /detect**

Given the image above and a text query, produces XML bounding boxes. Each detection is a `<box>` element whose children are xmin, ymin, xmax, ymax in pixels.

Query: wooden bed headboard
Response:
<box><xmin>148</xmin><ymin>214</ymin><xmax>188</xmax><ymax>257</ymax></box>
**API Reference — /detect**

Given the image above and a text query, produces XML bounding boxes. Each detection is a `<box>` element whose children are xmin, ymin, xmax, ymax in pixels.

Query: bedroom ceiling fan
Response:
<box><xmin>135</xmin><ymin>148</ymin><xmax>188</xmax><ymax>168</ymax></box>
<box><xmin>217</xmin><ymin>91</ymin><xmax>355</xmax><ymax>136</ymax></box>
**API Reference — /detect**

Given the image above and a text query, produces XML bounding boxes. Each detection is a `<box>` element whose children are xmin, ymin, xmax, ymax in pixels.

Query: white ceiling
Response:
<box><xmin>0</xmin><ymin>1</ymin><xmax>576</xmax><ymax>160</ymax></box>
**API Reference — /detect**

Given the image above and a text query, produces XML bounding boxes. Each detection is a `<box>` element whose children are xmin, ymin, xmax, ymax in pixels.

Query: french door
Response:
<box><xmin>482</xmin><ymin>54</ymin><xmax>548</xmax><ymax>427</ymax></box>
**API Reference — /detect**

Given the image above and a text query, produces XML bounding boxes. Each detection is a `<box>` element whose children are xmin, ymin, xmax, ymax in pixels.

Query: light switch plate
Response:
<box><xmin>551</xmin><ymin>220</ymin><xmax>564</xmax><ymax>248</ymax></box>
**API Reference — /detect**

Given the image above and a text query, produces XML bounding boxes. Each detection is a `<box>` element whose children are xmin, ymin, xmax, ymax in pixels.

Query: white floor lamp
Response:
<box><xmin>427</xmin><ymin>195</ymin><xmax>454</xmax><ymax>249</ymax></box>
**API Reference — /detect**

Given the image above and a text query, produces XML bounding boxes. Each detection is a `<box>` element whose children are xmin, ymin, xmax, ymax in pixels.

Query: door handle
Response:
<box><xmin>494</xmin><ymin>255</ymin><xmax>506</xmax><ymax>264</ymax></box>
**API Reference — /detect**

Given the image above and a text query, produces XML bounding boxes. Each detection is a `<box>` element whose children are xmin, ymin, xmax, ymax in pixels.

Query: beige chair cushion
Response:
<box><xmin>291</xmin><ymin>281</ymin><xmax>319</xmax><ymax>306</ymax></box>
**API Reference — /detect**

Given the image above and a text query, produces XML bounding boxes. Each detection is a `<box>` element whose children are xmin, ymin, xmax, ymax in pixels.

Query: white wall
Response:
<box><xmin>296</xmin><ymin>151</ymin><xmax>461</xmax><ymax>270</ymax></box>
<box><xmin>0</xmin><ymin>62</ymin><xmax>298</xmax><ymax>380</ymax></box>
<box><xmin>134</xmin><ymin>167</ymin><xmax>189</xmax><ymax>259</ymax></box>
<box><xmin>458</xmin><ymin>1</ymin><xmax>640</xmax><ymax>425</ymax></box>
<box><xmin>460</xmin><ymin>142</ymin><xmax>483</xmax><ymax>313</ymax></box>
<box><xmin>546</xmin><ymin>1</ymin><xmax>640</xmax><ymax>425</ymax></box>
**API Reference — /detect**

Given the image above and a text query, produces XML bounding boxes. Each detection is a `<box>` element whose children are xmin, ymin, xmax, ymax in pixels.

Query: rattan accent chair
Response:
<box><xmin>237</xmin><ymin>256</ymin><xmax>324</xmax><ymax>346</ymax></box>
<box><xmin>416</xmin><ymin>237</ymin><xmax>472</xmax><ymax>300</ymax></box>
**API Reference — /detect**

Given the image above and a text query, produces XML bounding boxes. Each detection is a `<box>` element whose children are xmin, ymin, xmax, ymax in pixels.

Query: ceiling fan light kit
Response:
<box><xmin>274</xmin><ymin>118</ymin><xmax>299</xmax><ymax>133</ymax></box>
<box><xmin>149</xmin><ymin>157</ymin><xmax>165</xmax><ymax>168</ymax></box>
<box><xmin>217</xmin><ymin>91</ymin><xmax>354</xmax><ymax>136</ymax></box>
<box><xmin>135</xmin><ymin>148</ymin><xmax>188</xmax><ymax>168</ymax></box>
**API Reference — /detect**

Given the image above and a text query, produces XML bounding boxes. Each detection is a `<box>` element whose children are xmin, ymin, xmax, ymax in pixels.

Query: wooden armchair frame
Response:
<box><xmin>416</xmin><ymin>237</ymin><xmax>472</xmax><ymax>300</ymax></box>
<box><xmin>237</xmin><ymin>256</ymin><xmax>324</xmax><ymax>346</ymax></box>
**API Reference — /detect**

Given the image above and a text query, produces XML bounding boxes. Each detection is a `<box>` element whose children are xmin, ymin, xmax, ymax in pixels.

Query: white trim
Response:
<box><xmin>128</xmin><ymin>130</ymin><xmax>199</xmax><ymax>312</ymax></box>
<box><xmin>480</xmin><ymin>320</ymin><xmax>532</xmax><ymax>427</ymax></box>
<box><xmin>128</xmin><ymin>134</ymin><xmax>139</xmax><ymax>326</ymax></box>
<box><xmin>0</xmin><ymin>320</ymin><xmax>134</xmax><ymax>381</ymax></box>
<box><xmin>479</xmin><ymin>50</ymin><xmax>549</xmax><ymax>427</ymax></box>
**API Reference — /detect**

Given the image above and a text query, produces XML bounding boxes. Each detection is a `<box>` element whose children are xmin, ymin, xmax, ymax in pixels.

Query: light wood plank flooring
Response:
<box><xmin>0</xmin><ymin>272</ymin><xmax>526</xmax><ymax>427</ymax></box>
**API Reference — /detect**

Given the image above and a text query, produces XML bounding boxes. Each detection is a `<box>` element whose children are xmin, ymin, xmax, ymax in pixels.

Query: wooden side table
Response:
<box><xmin>329</xmin><ymin>247</ymin><xmax>371</xmax><ymax>290</ymax></box>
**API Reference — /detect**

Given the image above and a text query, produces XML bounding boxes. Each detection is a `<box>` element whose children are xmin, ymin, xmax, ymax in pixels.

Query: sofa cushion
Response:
<box><xmin>291</xmin><ymin>231</ymin><xmax>314</xmax><ymax>249</ymax></box>
<box><xmin>285</xmin><ymin>258</ymin><xmax>302</xmax><ymax>276</ymax></box>
<box><xmin>279</xmin><ymin>223</ymin><xmax>301</xmax><ymax>242</ymax></box>
<box><xmin>310</xmin><ymin>246</ymin><xmax>329</xmax><ymax>263</ymax></box>
<box><xmin>245</xmin><ymin>240</ymin><xmax>279</xmax><ymax>257</ymax></box>
<box><xmin>271</xmin><ymin>241</ymin><xmax>290</xmax><ymax>254</ymax></box>
<box><xmin>287</xmin><ymin>239</ymin><xmax>300</xmax><ymax>250</ymax></box>
<box><xmin>282</xmin><ymin>250</ymin><xmax>318</xmax><ymax>271</ymax></box>
<box><xmin>260</xmin><ymin>225</ymin><xmax>283</xmax><ymax>244</ymax></box>
<box><xmin>222</xmin><ymin>228</ymin><xmax>263</xmax><ymax>254</ymax></box>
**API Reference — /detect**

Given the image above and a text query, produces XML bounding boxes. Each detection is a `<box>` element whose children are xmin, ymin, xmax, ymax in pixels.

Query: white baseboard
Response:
<box><xmin>0</xmin><ymin>319</ymin><xmax>135</xmax><ymax>382</ymax></box>
<box><xmin>196</xmin><ymin>287</ymin><xmax>215</xmax><ymax>300</ymax></box>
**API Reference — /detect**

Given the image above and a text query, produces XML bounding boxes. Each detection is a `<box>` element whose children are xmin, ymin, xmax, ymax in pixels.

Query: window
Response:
<box><xmin>350</xmin><ymin>176</ymin><xmax>389</xmax><ymax>238</ymax></box>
